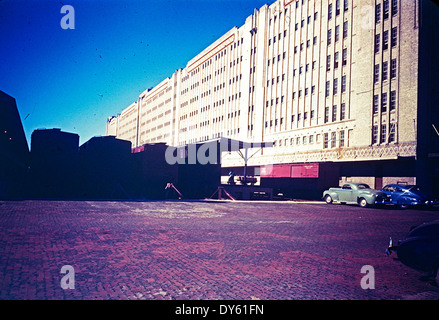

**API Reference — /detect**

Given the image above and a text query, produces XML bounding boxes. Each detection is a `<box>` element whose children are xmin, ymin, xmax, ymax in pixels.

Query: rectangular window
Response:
<box><xmin>335</xmin><ymin>25</ymin><xmax>340</xmax><ymax>42</ymax></box>
<box><xmin>336</xmin><ymin>0</ymin><xmax>341</xmax><ymax>15</ymax></box>
<box><xmin>343</xmin><ymin>22</ymin><xmax>348</xmax><ymax>39</ymax></box>
<box><xmin>340</xmin><ymin>131</ymin><xmax>345</xmax><ymax>147</ymax></box>
<box><xmin>383</xmin><ymin>30</ymin><xmax>389</xmax><ymax>50</ymax></box>
<box><xmin>333</xmin><ymin>78</ymin><xmax>338</xmax><ymax>95</ymax></box>
<box><xmin>391</xmin><ymin>59</ymin><xmax>397</xmax><ymax>79</ymax></box>
<box><xmin>384</xmin><ymin>0</ymin><xmax>390</xmax><ymax>20</ymax></box>
<box><xmin>389</xmin><ymin>123</ymin><xmax>396</xmax><ymax>142</ymax></box>
<box><xmin>382</xmin><ymin>92</ymin><xmax>388</xmax><ymax>112</ymax></box>
<box><xmin>328</xmin><ymin>3</ymin><xmax>333</xmax><ymax>20</ymax></box>
<box><xmin>332</xmin><ymin>105</ymin><xmax>337</xmax><ymax>122</ymax></box>
<box><xmin>382</xmin><ymin>61</ymin><xmax>388</xmax><ymax>81</ymax></box>
<box><xmin>373</xmin><ymin>95</ymin><xmax>379</xmax><ymax>113</ymax></box>
<box><xmin>390</xmin><ymin>90</ymin><xmax>397</xmax><ymax>111</ymax></box>
<box><xmin>375</xmin><ymin>34</ymin><xmax>380</xmax><ymax>53</ymax></box>
<box><xmin>341</xmin><ymin>75</ymin><xmax>346</xmax><ymax>93</ymax></box>
<box><xmin>327</xmin><ymin>55</ymin><xmax>331</xmax><ymax>71</ymax></box>
<box><xmin>325</xmin><ymin>107</ymin><xmax>330</xmax><ymax>123</ymax></box>
<box><xmin>342</xmin><ymin>48</ymin><xmax>348</xmax><ymax>66</ymax></box>
<box><xmin>372</xmin><ymin>126</ymin><xmax>378</xmax><ymax>144</ymax></box>
<box><xmin>344</xmin><ymin>0</ymin><xmax>348</xmax><ymax>11</ymax></box>
<box><xmin>374</xmin><ymin>64</ymin><xmax>380</xmax><ymax>83</ymax></box>
<box><xmin>392</xmin><ymin>0</ymin><xmax>398</xmax><ymax>16</ymax></box>
<box><xmin>391</xmin><ymin>27</ymin><xmax>397</xmax><ymax>47</ymax></box>
<box><xmin>326</xmin><ymin>81</ymin><xmax>330</xmax><ymax>97</ymax></box>
<box><xmin>340</xmin><ymin>103</ymin><xmax>346</xmax><ymax>120</ymax></box>
<box><xmin>334</xmin><ymin>52</ymin><xmax>339</xmax><ymax>69</ymax></box>
<box><xmin>324</xmin><ymin>133</ymin><xmax>329</xmax><ymax>148</ymax></box>
<box><xmin>376</xmin><ymin>4</ymin><xmax>381</xmax><ymax>24</ymax></box>
<box><xmin>328</xmin><ymin>29</ymin><xmax>332</xmax><ymax>45</ymax></box>
<box><xmin>381</xmin><ymin>124</ymin><xmax>387</xmax><ymax>143</ymax></box>
<box><xmin>331</xmin><ymin>132</ymin><xmax>337</xmax><ymax>148</ymax></box>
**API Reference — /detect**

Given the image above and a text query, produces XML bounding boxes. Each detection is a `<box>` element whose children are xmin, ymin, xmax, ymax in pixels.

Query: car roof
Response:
<box><xmin>344</xmin><ymin>182</ymin><xmax>368</xmax><ymax>185</ymax></box>
<box><xmin>343</xmin><ymin>182</ymin><xmax>370</xmax><ymax>188</ymax></box>
<box><xmin>384</xmin><ymin>184</ymin><xmax>415</xmax><ymax>189</ymax></box>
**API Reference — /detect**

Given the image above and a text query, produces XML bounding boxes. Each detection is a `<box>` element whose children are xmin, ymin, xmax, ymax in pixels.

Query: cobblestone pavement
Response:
<box><xmin>0</xmin><ymin>199</ymin><xmax>438</xmax><ymax>300</ymax></box>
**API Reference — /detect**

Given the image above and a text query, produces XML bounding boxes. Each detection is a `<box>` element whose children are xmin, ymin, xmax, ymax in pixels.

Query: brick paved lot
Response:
<box><xmin>0</xmin><ymin>199</ymin><xmax>438</xmax><ymax>300</ymax></box>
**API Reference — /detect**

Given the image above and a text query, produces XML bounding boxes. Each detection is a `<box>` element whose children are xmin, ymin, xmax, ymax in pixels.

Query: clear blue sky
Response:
<box><xmin>0</xmin><ymin>0</ymin><xmax>272</xmax><ymax>146</ymax></box>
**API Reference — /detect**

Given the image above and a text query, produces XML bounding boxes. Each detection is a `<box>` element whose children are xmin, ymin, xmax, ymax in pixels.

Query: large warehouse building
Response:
<box><xmin>106</xmin><ymin>0</ymin><xmax>439</xmax><ymax>198</ymax></box>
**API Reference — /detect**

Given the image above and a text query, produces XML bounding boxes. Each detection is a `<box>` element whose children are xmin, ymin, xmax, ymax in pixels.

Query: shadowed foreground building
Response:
<box><xmin>107</xmin><ymin>0</ymin><xmax>439</xmax><ymax>198</ymax></box>
<box><xmin>78</xmin><ymin>136</ymin><xmax>132</xmax><ymax>199</ymax></box>
<box><xmin>29</xmin><ymin>128</ymin><xmax>80</xmax><ymax>198</ymax></box>
<box><xmin>0</xmin><ymin>90</ymin><xmax>29</xmax><ymax>198</ymax></box>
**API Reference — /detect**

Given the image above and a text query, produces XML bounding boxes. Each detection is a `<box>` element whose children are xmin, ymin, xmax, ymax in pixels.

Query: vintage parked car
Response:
<box><xmin>381</xmin><ymin>184</ymin><xmax>436</xmax><ymax>209</ymax></box>
<box><xmin>386</xmin><ymin>220</ymin><xmax>439</xmax><ymax>284</ymax></box>
<box><xmin>323</xmin><ymin>182</ymin><xmax>390</xmax><ymax>208</ymax></box>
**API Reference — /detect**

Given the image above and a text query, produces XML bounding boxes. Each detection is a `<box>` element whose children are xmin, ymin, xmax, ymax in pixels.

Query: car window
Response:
<box><xmin>342</xmin><ymin>184</ymin><xmax>352</xmax><ymax>190</ymax></box>
<box><xmin>383</xmin><ymin>186</ymin><xmax>393</xmax><ymax>192</ymax></box>
<box><xmin>394</xmin><ymin>187</ymin><xmax>403</xmax><ymax>192</ymax></box>
<box><xmin>357</xmin><ymin>184</ymin><xmax>370</xmax><ymax>189</ymax></box>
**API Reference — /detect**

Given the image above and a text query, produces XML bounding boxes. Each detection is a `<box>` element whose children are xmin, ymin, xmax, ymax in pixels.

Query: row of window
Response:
<box><xmin>374</xmin><ymin>59</ymin><xmax>397</xmax><ymax>83</ymax></box>
<box><xmin>328</xmin><ymin>0</ymin><xmax>349</xmax><ymax>20</ymax></box>
<box><xmin>373</xmin><ymin>91</ymin><xmax>397</xmax><ymax>113</ymax></box>
<box><xmin>325</xmin><ymin>76</ymin><xmax>347</xmax><ymax>97</ymax></box>
<box><xmin>323</xmin><ymin>131</ymin><xmax>346</xmax><ymax>149</ymax></box>
<box><xmin>269</xmin><ymin>130</ymin><xmax>347</xmax><ymax>149</ymax></box>
<box><xmin>324</xmin><ymin>104</ymin><xmax>347</xmax><ymax>123</ymax></box>
<box><xmin>376</xmin><ymin>0</ymin><xmax>398</xmax><ymax>24</ymax></box>
<box><xmin>263</xmin><ymin>103</ymin><xmax>348</xmax><ymax>129</ymax></box>
<box><xmin>375</xmin><ymin>27</ymin><xmax>398</xmax><ymax>53</ymax></box>
<box><xmin>327</xmin><ymin>21</ymin><xmax>348</xmax><ymax>45</ymax></box>
<box><xmin>327</xmin><ymin>49</ymin><xmax>348</xmax><ymax>71</ymax></box>
<box><xmin>372</xmin><ymin>123</ymin><xmax>396</xmax><ymax>144</ymax></box>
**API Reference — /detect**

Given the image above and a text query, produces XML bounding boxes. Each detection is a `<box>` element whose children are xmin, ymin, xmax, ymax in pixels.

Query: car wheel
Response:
<box><xmin>324</xmin><ymin>195</ymin><xmax>333</xmax><ymax>204</ymax></box>
<box><xmin>359</xmin><ymin>198</ymin><xmax>368</xmax><ymax>208</ymax></box>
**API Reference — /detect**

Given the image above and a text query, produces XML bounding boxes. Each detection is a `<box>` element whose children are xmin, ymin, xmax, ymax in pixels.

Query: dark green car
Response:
<box><xmin>323</xmin><ymin>182</ymin><xmax>390</xmax><ymax>208</ymax></box>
